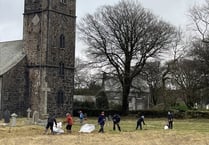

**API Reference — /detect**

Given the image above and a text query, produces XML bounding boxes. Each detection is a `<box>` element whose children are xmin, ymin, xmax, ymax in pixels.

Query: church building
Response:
<box><xmin>0</xmin><ymin>0</ymin><xmax>76</xmax><ymax>117</ymax></box>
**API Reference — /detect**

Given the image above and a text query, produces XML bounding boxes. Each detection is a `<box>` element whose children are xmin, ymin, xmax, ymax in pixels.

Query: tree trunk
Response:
<box><xmin>122</xmin><ymin>83</ymin><xmax>131</xmax><ymax>115</ymax></box>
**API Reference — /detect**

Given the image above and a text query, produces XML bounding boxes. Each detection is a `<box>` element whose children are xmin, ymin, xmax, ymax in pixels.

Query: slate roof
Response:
<box><xmin>0</xmin><ymin>40</ymin><xmax>25</xmax><ymax>76</ymax></box>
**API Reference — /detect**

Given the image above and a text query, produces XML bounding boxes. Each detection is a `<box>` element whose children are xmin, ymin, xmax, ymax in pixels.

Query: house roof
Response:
<box><xmin>0</xmin><ymin>40</ymin><xmax>25</xmax><ymax>76</ymax></box>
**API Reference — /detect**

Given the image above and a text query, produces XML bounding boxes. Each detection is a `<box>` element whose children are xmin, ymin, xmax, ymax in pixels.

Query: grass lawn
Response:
<box><xmin>0</xmin><ymin>117</ymin><xmax>209</xmax><ymax>145</ymax></box>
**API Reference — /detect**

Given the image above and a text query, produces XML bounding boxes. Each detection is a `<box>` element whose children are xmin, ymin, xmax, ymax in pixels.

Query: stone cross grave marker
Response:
<box><xmin>27</xmin><ymin>108</ymin><xmax>32</xmax><ymax>120</ymax></box>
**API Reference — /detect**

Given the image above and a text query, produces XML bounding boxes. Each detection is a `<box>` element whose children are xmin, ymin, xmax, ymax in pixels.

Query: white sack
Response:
<box><xmin>79</xmin><ymin>124</ymin><xmax>95</xmax><ymax>133</ymax></box>
<box><xmin>53</xmin><ymin>122</ymin><xmax>64</xmax><ymax>134</ymax></box>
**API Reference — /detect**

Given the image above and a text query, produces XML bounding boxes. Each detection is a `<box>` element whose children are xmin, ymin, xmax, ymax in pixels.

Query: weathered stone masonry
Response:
<box><xmin>23</xmin><ymin>0</ymin><xmax>76</xmax><ymax>117</ymax></box>
<box><xmin>1</xmin><ymin>57</ymin><xmax>28</xmax><ymax>116</ymax></box>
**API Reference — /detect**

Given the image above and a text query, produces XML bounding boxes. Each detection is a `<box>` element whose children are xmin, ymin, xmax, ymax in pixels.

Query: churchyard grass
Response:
<box><xmin>0</xmin><ymin>117</ymin><xmax>209</xmax><ymax>145</ymax></box>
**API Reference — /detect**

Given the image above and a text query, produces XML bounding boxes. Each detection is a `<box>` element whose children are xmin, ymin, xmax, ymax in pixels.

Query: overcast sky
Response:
<box><xmin>0</xmin><ymin>0</ymin><xmax>206</xmax><ymax>57</ymax></box>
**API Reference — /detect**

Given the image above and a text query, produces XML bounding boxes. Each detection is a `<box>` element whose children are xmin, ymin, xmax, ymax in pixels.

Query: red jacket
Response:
<box><xmin>66</xmin><ymin>115</ymin><xmax>73</xmax><ymax>125</ymax></box>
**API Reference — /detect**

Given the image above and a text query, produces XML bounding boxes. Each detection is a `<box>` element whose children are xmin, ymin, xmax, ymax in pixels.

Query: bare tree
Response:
<box><xmin>188</xmin><ymin>0</ymin><xmax>209</xmax><ymax>79</ymax></box>
<box><xmin>78</xmin><ymin>0</ymin><xmax>176</xmax><ymax>114</ymax></box>
<box><xmin>74</xmin><ymin>57</ymin><xmax>89</xmax><ymax>89</ymax></box>
<box><xmin>171</xmin><ymin>59</ymin><xmax>205</xmax><ymax>108</ymax></box>
<box><xmin>74</xmin><ymin>57</ymin><xmax>100</xmax><ymax>90</ymax></box>
<box><xmin>189</xmin><ymin>0</ymin><xmax>209</xmax><ymax>43</ymax></box>
<box><xmin>141</xmin><ymin>61</ymin><xmax>162</xmax><ymax>106</ymax></box>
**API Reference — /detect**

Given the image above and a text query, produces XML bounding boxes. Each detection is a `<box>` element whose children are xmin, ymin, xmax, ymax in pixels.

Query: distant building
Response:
<box><xmin>73</xmin><ymin>95</ymin><xmax>95</xmax><ymax>103</ymax></box>
<box><xmin>103</xmin><ymin>75</ymin><xmax>150</xmax><ymax>110</ymax></box>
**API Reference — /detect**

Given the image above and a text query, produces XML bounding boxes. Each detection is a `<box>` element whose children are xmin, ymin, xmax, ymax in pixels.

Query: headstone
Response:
<box><xmin>27</xmin><ymin>108</ymin><xmax>32</xmax><ymax>120</ymax></box>
<box><xmin>3</xmin><ymin>109</ymin><xmax>10</xmax><ymax>123</ymax></box>
<box><xmin>32</xmin><ymin>111</ymin><xmax>39</xmax><ymax>124</ymax></box>
<box><xmin>37</xmin><ymin>119</ymin><xmax>47</xmax><ymax>126</ymax></box>
<box><xmin>36</xmin><ymin>113</ymin><xmax>48</xmax><ymax>126</ymax></box>
<box><xmin>11</xmin><ymin>113</ymin><xmax>18</xmax><ymax>127</ymax></box>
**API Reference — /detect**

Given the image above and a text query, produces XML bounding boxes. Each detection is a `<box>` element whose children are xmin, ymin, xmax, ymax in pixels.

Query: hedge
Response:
<box><xmin>73</xmin><ymin>109</ymin><xmax>209</xmax><ymax>119</ymax></box>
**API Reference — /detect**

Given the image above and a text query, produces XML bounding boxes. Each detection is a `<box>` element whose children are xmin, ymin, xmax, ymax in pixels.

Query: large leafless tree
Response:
<box><xmin>188</xmin><ymin>0</ymin><xmax>209</xmax><ymax>67</ymax></box>
<box><xmin>188</xmin><ymin>0</ymin><xmax>209</xmax><ymax>86</ymax></box>
<box><xmin>171</xmin><ymin>59</ymin><xmax>206</xmax><ymax>108</ymax></box>
<box><xmin>78</xmin><ymin>0</ymin><xmax>176</xmax><ymax>114</ymax></box>
<box><xmin>189</xmin><ymin>0</ymin><xmax>209</xmax><ymax>43</ymax></box>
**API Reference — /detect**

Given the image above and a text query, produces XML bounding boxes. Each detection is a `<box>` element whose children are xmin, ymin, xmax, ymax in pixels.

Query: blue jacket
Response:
<box><xmin>98</xmin><ymin>114</ymin><xmax>106</xmax><ymax>125</ymax></box>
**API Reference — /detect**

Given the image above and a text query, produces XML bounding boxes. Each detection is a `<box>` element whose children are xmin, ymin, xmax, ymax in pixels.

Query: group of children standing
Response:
<box><xmin>45</xmin><ymin>111</ymin><xmax>173</xmax><ymax>134</ymax></box>
<box><xmin>98</xmin><ymin>111</ymin><xmax>174</xmax><ymax>132</ymax></box>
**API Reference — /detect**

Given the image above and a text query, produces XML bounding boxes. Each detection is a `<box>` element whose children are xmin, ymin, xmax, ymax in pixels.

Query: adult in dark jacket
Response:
<box><xmin>136</xmin><ymin>115</ymin><xmax>145</xmax><ymax>130</ymax></box>
<box><xmin>167</xmin><ymin>112</ymin><xmax>173</xmax><ymax>129</ymax></box>
<box><xmin>45</xmin><ymin>114</ymin><xmax>57</xmax><ymax>134</ymax></box>
<box><xmin>112</xmin><ymin>114</ymin><xmax>121</xmax><ymax>131</ymax></box>
<box><xmin>98</xmin><ymin>111</ymin><xmax>106</xmax><ymax>133</ymax></box>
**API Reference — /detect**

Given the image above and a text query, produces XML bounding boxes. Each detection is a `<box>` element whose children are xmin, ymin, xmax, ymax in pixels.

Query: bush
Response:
<box><xmin>172</xmin><ymin>105</ymin><xmax>188</xmax><ymax>112</ymax></box>
<box><xmin>96</xmin><ymin>91</ymin><xmax>109</xmax><ymax>109</ymax></box>
<box><xmin>73</xmin><ymin>109</ymin><xmax>122</xmax><ymax>117</ymax></box>
<box><xmin>186</xmin><ymin>110</ymin><xmax>209</xmax><ymax>119</ymax></box>
<box><xmin>109</xmin><ymin>102</ymin><xmax>122</xmax><ymax>110</ymax></box>
<box><xmin>129</xmin><ymin>110</ymin><xmax>168</xmax><ymax>118</ymax></box>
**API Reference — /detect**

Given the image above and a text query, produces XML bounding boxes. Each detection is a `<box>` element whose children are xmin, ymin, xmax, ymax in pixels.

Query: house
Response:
<box><xmin>103</xmin><ymin>74</ymin><xmax>150</xmax><ymax>110</ymax></box>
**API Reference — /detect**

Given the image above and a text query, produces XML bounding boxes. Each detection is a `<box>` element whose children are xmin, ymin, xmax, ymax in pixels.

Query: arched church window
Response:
<box><xmin>59</xmin><ymin>34</ymin><xmax>65</xmax><ymax>48</ymax></box>
<box><xmin>56</xmin><ymin>90</ymin><xmax>64</xmax><ymax>107</ymax></box>
<box><xmin>59</xmin><ymin>62</ymin><xmax>65</xmax><ymax>76</ymax></box>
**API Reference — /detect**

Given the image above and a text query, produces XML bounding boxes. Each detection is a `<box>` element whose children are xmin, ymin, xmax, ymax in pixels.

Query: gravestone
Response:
<box><xmin>32</xmin><ymin>111</ymin><xmax>39</xmax><ymax>124</ymax></box>
<box><xmin>36</xmin><ymin>113</ymin><xmax>48</xmax><ymax>126</ymax></box>
<box><xmin>26</xmin><ymin>108</ymin><xmax>32</xmax><ymax>124</ymax></box>
<box><xmin>11</xmin><ymin>113</ymin><xmax>18</xmax><ymax>127</ymax></box>
<box><xmin>3</xmin><ymin>109</ymin><xmax>10</xmax><ymax>124</ymax></box>
<box><xmin>27</xmin><ymin>108</ymin><xmax>32</xmax><ymax>120</ymax></box>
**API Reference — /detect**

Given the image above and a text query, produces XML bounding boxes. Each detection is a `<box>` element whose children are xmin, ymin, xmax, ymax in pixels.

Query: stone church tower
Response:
<box><xmin>23</xmin><ymin>0</ymin><xmax>76</xmax><ymax>117</ymax></box>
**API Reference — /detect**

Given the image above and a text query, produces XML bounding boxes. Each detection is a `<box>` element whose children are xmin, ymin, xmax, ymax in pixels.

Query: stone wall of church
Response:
<box><xmin>43</xmin><ymin>3</ymin><xmax>75</xmax><ymax>116</ymax></box>
<box><xmin>46</xmin><ymin>68</ymin><xmax>74</xmax><ymax>116</ymax></box>
<box><xmin>47</xmin><ymin>11</ymin><xmax>75</xmax><ymax>67</ymax></box>
<box><xmin>2</xmin><ymin>57</ymin><xmax>28</xmax><ymax>116</ymax></box>
<box><xmin>23</xmin><ymin>0</ymin><xmax>75</xmax><ymax>117</ymax></box>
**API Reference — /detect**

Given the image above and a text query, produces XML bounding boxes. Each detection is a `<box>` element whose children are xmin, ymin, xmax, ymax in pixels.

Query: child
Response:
<box><xmin>136</xmin><ymin>115</ymin><xmax>146</xmax><ymax>130</ymax></box>
<box><xmin>112</xmin><ymin>113</ymin><xmax>121</xmax><ymax>131</ymax></box>
<box><xmin>98</xmin><ymin>111</ymin><xmax>106</xmax><ymax>133</ymax></box>
<box><xmin>79</xmin><ymin>110</ymin><xmax>84</xmax><ymax>125</ymax></box>
<box><xmin>45</xmin><ymin>114</ymin><xmax>57</xmax><ymax>134</ymax></box>
<box><xmin>167</xmin><ymin>112</ymin><xmax>173</xmax><ymax>129</ymax></box>
<box><xmin>64</xmin><ymin>113</ymin><xmax>73</xmax><ymax>133</ymax></box>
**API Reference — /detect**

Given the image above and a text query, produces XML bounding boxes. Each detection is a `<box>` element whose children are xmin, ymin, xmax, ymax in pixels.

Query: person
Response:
<box><xmin>98</xmin><ymin>111</ymin><xmax>106</xmax><ymax>133</ymax></box>
<box><xmin>3</xmin><ymin>109</ymin><xmax>10</xmax><ymax>124</ymax></box>
<box><xmin>167</xmin><ymin>111</ymin><xmax>173</xmax><ymax>129</ymax></box>
<box><xmin>112</xmin><ymin>113</ymin><xmax>121</xmax><ymax>131</ymax></box>
<box><xmin>64</xmin><ymin>112</ymin><xmax>73</xmax><ymax>133</ymax></box>
<box><xmin>45</xmin><ymin>114</ymin><xmax>57</xmax><ymax>134</ymax></box>
<box><xmin>136</xmin><ymin>115</ymin><xmax>145</xmax><ymax>130</ymax></box>
<box><xmin>79</xmin><ymin>110</ymin><xmax>84</xmax><ymax>125</ymax></box>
